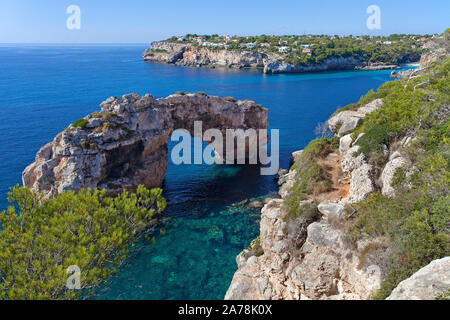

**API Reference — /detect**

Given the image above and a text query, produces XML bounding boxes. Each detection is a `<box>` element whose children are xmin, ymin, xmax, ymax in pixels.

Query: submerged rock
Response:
<box><xmin>249</xmin><ymin>201</ymin><xmax>264</xmax><ymax>209</ymax></box>
<box><xmin>207</xmin><ymin>225</ymin><xmax>224</xmax><ymax>242</ymax></box>
<box><xmin>233</xmin><ymin>199</ymin><xmax>249</xmax><ymax>207</ymax></box>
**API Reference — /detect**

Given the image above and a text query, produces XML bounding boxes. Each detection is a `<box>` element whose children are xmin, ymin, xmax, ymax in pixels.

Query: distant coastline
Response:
<box><xmin>142</xmin><ymin>34</ymin><xmax>427</xmax><ymax>74</ymax></box>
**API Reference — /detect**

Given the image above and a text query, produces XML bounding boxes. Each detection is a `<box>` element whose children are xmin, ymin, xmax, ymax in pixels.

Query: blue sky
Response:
<box><xmin>1</xmin><ymin>0</ymin><xmax>448</xmax><ymax>43</ymax></box>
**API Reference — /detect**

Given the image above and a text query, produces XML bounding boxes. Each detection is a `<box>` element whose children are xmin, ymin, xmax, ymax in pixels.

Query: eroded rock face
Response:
<box><xmin>144</xmin><ymin>42</ymin><xmax>408</xmax><ymax>74</ymax></box>
<box><xmin>225</xmin><ymin>163</ymin><xmax>382</xmax><ymax>300</ymax></box>
<box><xmin>381</xmin><ymin>156</ymin><xmax>408</xmax><ymax>197</ymax></box>
<box><xmin>328</xmin><ymin>99</ymin><xmax>382</xmax><ymax>137</ymax></box>
<box><xmin>143</xmin><ymin>42</ymin><xmax>266</xmax><ymax>69</ymax></box>
<box><xmin>387</xmin><ymin>257</ymin><xmax>450</xmax><ymax>300</ymax></box>
<box><xmin>23</xmin><ymin>93</ymin><xmax>268</xmax><ymax>198</ymax></box>
<box><xmin>264</xmin><ymin>56</ymin><xmax>364</xmax><ymax>74</ymax></box>
<box><xmin>347</xmin><ymin>163</ymin><xmax>375</xmax><ymax>203</ymax></box>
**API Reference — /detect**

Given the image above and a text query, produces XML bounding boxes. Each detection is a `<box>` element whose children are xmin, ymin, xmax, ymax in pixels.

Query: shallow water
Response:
<box><xmin>0</xmin><ymin>44</ymin><xmax>411</xmax><ymax>299</ymax></box>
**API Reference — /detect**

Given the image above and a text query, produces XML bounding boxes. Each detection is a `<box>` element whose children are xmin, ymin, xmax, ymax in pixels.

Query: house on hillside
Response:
<box><xmin>278</xmin><ymin>46</ymin><xmax>290</xmax><ymax>53</ymax></box>
<box><xmin>193</xmin><ymin>37</ymin><xmax>205</xmax><ymax>44</ymax></box>
<box><xmin>302</xmin><ymin>48</ymin><xmax>313</xmax><ymax>56</ymax></box>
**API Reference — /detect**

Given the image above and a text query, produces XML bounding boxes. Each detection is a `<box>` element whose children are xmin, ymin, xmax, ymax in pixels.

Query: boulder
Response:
<box><xmin>339</xmin><ymin>134</ymin><xmax>353</xmax><ymax>155</ymax></box>
<box><xmin>381</xmin><ymin>157</ymin><xmax>408</xmax><ymax>197</ymax></box>
<box><xmin>387</xmin><ymin>257</ymin><xmax>450</xmax><ymax>300</ymax></box>
<box><xmin>341</xmin><ymin>146</ymin><xmax>365</xmax><ymax>173</ymax></box>
<box><xmin>337</xmin><ymin>118</ymin><xmax>361</xmax><ymax>137</ymax></box>
<box><xmin>289</xmin><ymin>150</ymin><xmax>303</xmax><ymax>167</ymax></box>
<box><xmin>318</xmin><ymin>202</ymin><xmax>345</xmax><ymax>220</ymax></box>
<box><xmin>357</xmin><ymin>99</ymin><xmax>383</xmax><ymax>114</ymax></box>
<box><xmin>329</xmin><ymin>99</ymin><xmax>382</xmax><ymax>137</ymax></box>
<box><xmin>347</xmin><ymin>163</ymin><xmax>375</xmax><ymax>203</ymax></box>
<box><xmin>328</xmin><ymin>110</ymin><xmax>364</xmax><ymax>135</ymax></box>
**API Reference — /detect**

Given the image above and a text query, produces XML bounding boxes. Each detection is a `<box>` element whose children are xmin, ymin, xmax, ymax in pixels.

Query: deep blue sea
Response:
<box><xmin>0</xmin><ymin>44</ymin><xmax>412</xmax><ymax>299</ymax></box>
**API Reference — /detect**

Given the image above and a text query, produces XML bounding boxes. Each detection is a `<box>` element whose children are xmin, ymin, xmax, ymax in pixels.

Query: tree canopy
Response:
<box><xmin>0</xmin><ymin>185</ymin><xmax>166</xmax><ymax>299</ymax></box>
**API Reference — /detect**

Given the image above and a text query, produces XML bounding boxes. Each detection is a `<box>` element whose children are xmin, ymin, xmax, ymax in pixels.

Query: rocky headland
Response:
<box><xmin>23</xmin><ymin>92</ymin><xmax>268</xmax><ymax>199</ymax></box>
<box><xmin>143</xmin><ymin>41</ymin><xmax>411</xmax><ymax>74</ymax></box>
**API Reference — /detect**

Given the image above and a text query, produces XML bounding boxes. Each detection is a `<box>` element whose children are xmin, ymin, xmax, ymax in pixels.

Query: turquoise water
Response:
<box><xmin>0</xmin><ymin>44</ymin><xmax>411</xmax><ymax>299</ymax></box>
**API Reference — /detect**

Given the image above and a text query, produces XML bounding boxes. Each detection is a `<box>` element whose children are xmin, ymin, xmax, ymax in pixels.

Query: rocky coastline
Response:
<box><xmin>143</xmin><ymin>41</ymin><xmax>410</xmax><ymax>74</ymax></box>
<box><xmin>225</xmin><ymin>99</ymin><xmax>389</xmax><ymax>300</ymax></box>
<box><xmin>225</xmin><ymin>95</ymin><xmax>449</xmax><ymax>300</ymax></box>
<box><xmin>225</xmin><ymin>39</ymin><xmax>450</xmax><ymax>299</ymax></box>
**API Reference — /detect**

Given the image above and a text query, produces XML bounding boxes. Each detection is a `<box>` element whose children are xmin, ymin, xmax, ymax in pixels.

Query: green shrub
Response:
<box><xmin>0</xmin><ymin>185</ymin><xmax>166</xmax><ymax>299</ymax></box>
<box><xmin>247</xmin><ymin>236</ymin><xmax>264</xmax><ymax>257</ymax></box>
<box><xmin>285</xmin><ymin>137</ymin><xmax>338</xmax><ymax>219</ymax></box>
<box><xmin>103</xmin><ymin>122</ymin><xmax>112</xmax><ymax>132</ymax></box>
<box><xmin>72</xmin><ymin>118</ymin><xmax>88</xmax><ymax>129</ymax></box>
<box><xmin>353</xmin><ymin>123</ymin><xmax>390</xmax><ymax>167</ymax></box>
<box><xmin>348</xmin><ymin>58</ymin><xmax>450</xmax><ymax>299</ymax></box>
<box><xmin>223</xmin><ymin>96</ymin><xmax>236</xmax><ymax>102</ymax></box>
<box><xmin>435</xmin><ymin>289</ymin><xmax>450</xmax><ymax>300</ymax></box>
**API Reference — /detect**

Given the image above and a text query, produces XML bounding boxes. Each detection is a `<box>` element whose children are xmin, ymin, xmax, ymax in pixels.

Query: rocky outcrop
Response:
<box><xmin>381</xmin><ymin>156</ymin><xmax>408</xmax><ymax>197</ymax></box>
<box><xmin>226</xmin><ymin>99</ymin><xmax>391</xmax><ymax>300</ymax></box>
<box><xmin>328</xmin><ymin>99</ymin><xmax>383</xmax><ymax>137</ymax></box>
<box><xmin>143</xmin><ymin>42</ymin><xmax>266</xmax><ymax>69</ymax></box>
<box><xmin>327</xmin><ymin>99</ymin><xmax>384</xmax><ymax>203</ymax></box>
<box><xmin>263</xmin><ymin>56</ymin><xmax>366</xmax><ymax>74</ymax></box>
<box><xmin>225</xmin><ymin>153</ymin><xmax>383</xmax><ymax>300</ymax></box>
<box><xmin>23</xmin><ymin>93</ymin><xmax>268</xmax><ymax>199</ymax></box>
<box><xmin>144</xmin><ymin>42</ymin><xmax>408</xmax><ymax>74</ymax></box>
<box><xmin>387</xmin><ymin>257</ymin><xmax>450</xmax><ymax>300</ymax></box>
<box><xmin>394</xmin><ymin>37</ymin><xmax>449</xmax><ymax>80</ymax></box>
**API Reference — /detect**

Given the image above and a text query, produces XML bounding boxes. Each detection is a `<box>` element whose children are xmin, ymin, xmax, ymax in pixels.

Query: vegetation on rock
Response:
<box><xmin>347</xmin><ymin>57</ymin><xmax>449</xmax><ymax>299</ymax></box>
<box><xmin>284</xmin><ymin>137</ymin><xmax>338</xmax><ymax>219</ymax></box>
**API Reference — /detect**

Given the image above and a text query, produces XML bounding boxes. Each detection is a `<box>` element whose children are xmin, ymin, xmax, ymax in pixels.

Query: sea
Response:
<box><xmin>0</xmin><ymin>44</ymin><xmax>414</xmax><ymax>299</ymax></box>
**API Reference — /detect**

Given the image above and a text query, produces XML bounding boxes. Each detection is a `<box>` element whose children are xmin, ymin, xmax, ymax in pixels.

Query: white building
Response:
<box><xmin>278</xmin><ymin>46</ymin><xmax>290</xmax><ymax>53</ymax></box>
<box><xmin>246</xmin><ymin>43</ymin><xmax>256</xmax><ymax>49</ymax></box>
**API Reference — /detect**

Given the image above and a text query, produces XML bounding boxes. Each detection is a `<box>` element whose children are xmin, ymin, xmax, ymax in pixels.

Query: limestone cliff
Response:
<box><xmin>23</xmin><ymin>93</ymin><xmax>268</xmax><ymax>199</ymax></box>
<box><xmin>143</xmin><ymin>41</ymin><xmax>266</xmax><ymax>69</ymax></box>
<box><xmin>225</xmin><ymin>99</ymin><xmax>387</xmax><ymax>300</ymax></box>
<box><xmin>143</xmin><ymin>41</ymin><xmax>405</xmax><ymax>74</ymax></box>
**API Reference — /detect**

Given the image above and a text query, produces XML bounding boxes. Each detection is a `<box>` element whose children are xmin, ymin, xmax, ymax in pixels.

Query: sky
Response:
<box><xmin>0</xmin><ymin>0</ymin><xmax>449</xmax><ymax>43</ymax></box>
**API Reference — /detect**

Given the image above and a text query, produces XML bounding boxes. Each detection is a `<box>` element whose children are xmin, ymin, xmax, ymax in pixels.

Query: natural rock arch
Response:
<box><xmin>23</xmin><ymin>93</ymin><xmax>268</xmax><ymax>198</ymax></box>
